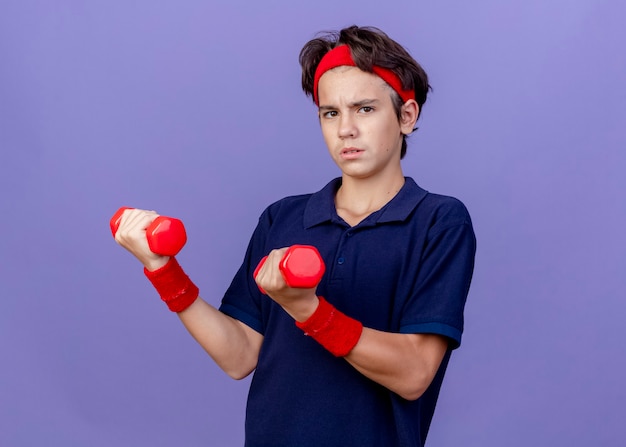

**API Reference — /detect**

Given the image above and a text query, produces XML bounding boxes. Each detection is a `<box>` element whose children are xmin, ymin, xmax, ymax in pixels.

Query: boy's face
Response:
<box><xmin>317</xmin><ymin>66</ymin><xmax>416</xmax><ymax>181</ymax></box>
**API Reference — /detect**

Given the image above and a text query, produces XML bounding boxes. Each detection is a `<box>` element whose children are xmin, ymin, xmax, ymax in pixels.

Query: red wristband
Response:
<box><xmin>295</xmin><ymin>297</ymin><xmax>363</xmax><ymax>357</ymax></box>
<box><xmin>144</xmin><ymin>257</ymin><xmax>199</xmax><ymax>312</ymax></box>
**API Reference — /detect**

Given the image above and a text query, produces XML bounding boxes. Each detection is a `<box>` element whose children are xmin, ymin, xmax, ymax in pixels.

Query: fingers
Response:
<box><xmin>114</xmin><ymin>208</ymin><xmax>169</xmax><ymax>270</ymax></box>
<box><xmin>254</xmin><ymin>248</ymin><xmax>289</xmax><ymax>293</ymax></box>
<box><xmin>114</xmin><ymin>208</ymin><xmax>159</xmax><ymax>247</ymax></box>
<box><xmin>254</xmin><ymin>247</ymin><xmax>320</xmax><ymax>321</ymax></box>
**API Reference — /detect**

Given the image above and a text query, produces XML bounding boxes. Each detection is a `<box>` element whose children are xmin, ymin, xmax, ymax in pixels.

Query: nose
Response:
<box><xmin>338</xmin><ymin>113</ymin><xmax>357</xmax><ymax>139</ymax></box>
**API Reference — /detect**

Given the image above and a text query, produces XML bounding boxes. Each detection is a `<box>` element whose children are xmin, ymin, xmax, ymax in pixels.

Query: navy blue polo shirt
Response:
<box><xmin>220</xmin><ymin>177</ymin><xmax>476</xmax><ymax>447</ymax></box>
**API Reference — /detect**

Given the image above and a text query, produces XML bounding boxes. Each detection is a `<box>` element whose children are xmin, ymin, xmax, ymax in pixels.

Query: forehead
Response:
<box><xmin>317</xmin><ymin>66</ymin><xmax>392</xmax><ymax>104</ymax></box>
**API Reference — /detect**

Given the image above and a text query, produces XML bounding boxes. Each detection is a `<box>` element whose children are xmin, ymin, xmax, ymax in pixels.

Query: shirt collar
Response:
<box><xmin>303</xmin><ymin>177</ymin><xmax>428</xmax><ymax>229</ymax></box>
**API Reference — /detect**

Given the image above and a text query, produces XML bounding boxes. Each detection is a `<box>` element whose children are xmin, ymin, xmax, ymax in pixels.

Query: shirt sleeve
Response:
<box><xmin>399</xmin><ymin>201</ymin><xmax>476</xmax><ymax>349</ymax></box>
<box><xmin>218</xmin><ymin>208</ymin><xmax>272</xmax><ymax>335</ymax></box>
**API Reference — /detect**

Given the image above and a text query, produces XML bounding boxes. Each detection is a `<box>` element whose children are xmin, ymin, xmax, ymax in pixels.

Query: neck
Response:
<box><xmin>335</xmin><ymin>171</ymin><xmax>405</xmax><ymax>226</ymax></box>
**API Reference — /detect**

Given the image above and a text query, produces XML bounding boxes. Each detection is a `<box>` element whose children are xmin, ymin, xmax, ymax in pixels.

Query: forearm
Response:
<box><xmin>285</xmin><ymin>295</ymin><xmax>447</xmax><ymax>401</ymax></box>
<box><xmin>256</xmin><ymin>247</ymin><xmax>448</xmax><ymax>399</ymax></box>
<box><xmin>176</xmin><ymin>296</ymin><xmax>263</xmax><ymax>380</ymax></box>
<box><xmin>344</xmin><ymin>329</ymin><xmax>448</xmax><ymax>401</ymax></box>
<box><xmin>142</xmin><ymin>260</ymin><xmax>262</xmax><ymax>379</ymax></box>
<box><xmin>112</xmin><ymin>209</ymin><xmax>263</xmax><ymax>378</ymax></box>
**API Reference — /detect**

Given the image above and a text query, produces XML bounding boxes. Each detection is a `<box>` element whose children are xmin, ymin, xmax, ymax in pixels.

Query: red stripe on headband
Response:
<box><xmin>313</xmin><ymin>45</ymin><xmax>415</xmax><ymax>105</ymax></box>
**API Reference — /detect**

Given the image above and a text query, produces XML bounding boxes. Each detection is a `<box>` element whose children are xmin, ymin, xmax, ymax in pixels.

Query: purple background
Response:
<box><xmin>1</xmin><ymin>1</ymin><xmax>624</xmax><ymax>445</ymax></box>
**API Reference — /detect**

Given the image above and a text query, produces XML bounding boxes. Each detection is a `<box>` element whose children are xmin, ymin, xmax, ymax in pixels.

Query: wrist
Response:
<box><xmin>144</xmin><ymin>257</ymin><xmax>199</xmax><ymax>312</ymax></box>
<box><xmin>295</xmin><ymin>297</ymin><xmax>363</xmax><ymax>357</ymax></box>
<box><xmin>144</xmin><ymin>256</ymin><xmax>170</xmax><ymax>272</ymax></box>
<box><xmin>287</xmin><ymin>295</ymin><xmax>320</xmax><ymax>323</ymax></box>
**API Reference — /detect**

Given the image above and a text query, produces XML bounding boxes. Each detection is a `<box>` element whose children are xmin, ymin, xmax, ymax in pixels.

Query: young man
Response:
<box><xmin>115</xmin><ymin>25</ymin><xmax>476</xmax><ymax>447</ymax></box>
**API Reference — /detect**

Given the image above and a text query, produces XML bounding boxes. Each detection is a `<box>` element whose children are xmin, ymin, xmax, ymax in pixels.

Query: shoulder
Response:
<box><xmin>260</xmin><ymin>193</ymin><xmax>313</xmax><ymax>222</ymax></box>
<box><xmin>405</xmin><ymin>179</ymin><xmax>473</xmax><ymax>237</ymax></box>
<box><xmin>259</xmin><ymin>178</ymin><xmax>340</xmax><ymax>227</ymax></box>
<box><xmin>421</xmin><ymin>192</ymin><xmax>472</xmax><ymax>224</ymax></box>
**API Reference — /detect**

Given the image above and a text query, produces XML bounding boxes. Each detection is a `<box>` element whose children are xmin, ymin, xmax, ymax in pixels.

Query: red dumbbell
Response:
<box><xmin>110</xmin><ymin>206</ymin><xmax>187</xmax><ymax>257</ymax></box>
<box><xmin>254</xmin><ymin>245</ymin><xmax>325</xmax><ymax>294</ymax></box>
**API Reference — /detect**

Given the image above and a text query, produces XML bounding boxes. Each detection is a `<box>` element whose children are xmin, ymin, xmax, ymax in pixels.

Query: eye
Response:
<box><xmin>322</xmin><ymin>110</ymin><xmax>338</xmax><ymax>118</ymax></box>
<box><xmin>359</xmin><ymin>106</ymin><xmax>374</xmax><ymax>113</ymax></box>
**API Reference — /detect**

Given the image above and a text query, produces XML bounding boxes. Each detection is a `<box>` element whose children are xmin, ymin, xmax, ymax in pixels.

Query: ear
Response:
<box><xmin>399</xmin><ymin>99</ymin><xmax>419</xmax><ymax>135</ymax></box>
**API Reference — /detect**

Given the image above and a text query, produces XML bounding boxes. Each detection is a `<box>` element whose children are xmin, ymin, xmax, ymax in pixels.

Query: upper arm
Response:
<box><xmin>391</xmin><ymin>332</ymin><xmax>450</xmax><ymax>400</ymax></box>
<box><xmin>406</xmin><ymin>332</ymin><xmax>450</xmax><ymax>380</ymax></box>
<box><xmin>231</xmin><ymin>318</ymin><xmax>264</xmax><ymax>378</ymax></box>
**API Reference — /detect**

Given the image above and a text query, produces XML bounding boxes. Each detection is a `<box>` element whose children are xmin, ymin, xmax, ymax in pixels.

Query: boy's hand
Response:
<box><xmin>113</xmin><ymin>208</ymin><xmax>170</xmax><ymax>272</ymax></box>
<box><xmin>254</xmin><ymin>247</ymin><xmax>322</xmax><ymax>322</ymax></box>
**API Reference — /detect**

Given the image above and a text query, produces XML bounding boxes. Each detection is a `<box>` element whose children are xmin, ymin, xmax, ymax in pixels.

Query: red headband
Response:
<box><xmin>313</xmin><ymin>45</ymin><xmax>415</xmax><ymax>105</ymax></box>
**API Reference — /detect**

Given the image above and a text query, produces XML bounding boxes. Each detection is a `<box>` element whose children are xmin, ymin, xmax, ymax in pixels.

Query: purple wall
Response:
<box><xmin>1</xmin><ymin>1</ymin><xmax>624</xmax><ymax>445</ymax></box>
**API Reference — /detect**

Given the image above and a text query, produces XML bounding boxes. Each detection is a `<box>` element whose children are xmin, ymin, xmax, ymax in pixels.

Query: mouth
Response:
<box><xmin>341</xmin><ymin>147</ymin><xmax>364</xmax><ymax>156</ymax></box>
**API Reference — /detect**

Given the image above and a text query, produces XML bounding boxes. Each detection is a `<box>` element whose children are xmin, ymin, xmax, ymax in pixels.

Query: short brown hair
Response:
<box><xmin>299</xmin><ymin>25</ymin><xmax>431</xmax><ymax>159</ymax></box>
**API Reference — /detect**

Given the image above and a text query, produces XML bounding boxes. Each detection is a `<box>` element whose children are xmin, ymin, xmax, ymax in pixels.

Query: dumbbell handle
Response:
<box><xmin>110</xmin><ymin>206</ymin><xmax>187</xmax><ymax>257</ymax></box>
<box><xmin>254</xmin><ymin>245</ymin><xmax>325</xmax><ymax>293</ymax></box>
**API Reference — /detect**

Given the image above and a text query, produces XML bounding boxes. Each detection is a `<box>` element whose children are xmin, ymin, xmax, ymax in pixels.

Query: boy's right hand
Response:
<box><xmin>112</xmin><ymin>208</ymin><xmax>170</xmax><ymax>272</ymax></box>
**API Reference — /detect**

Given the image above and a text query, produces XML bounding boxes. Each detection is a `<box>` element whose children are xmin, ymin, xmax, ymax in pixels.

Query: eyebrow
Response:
<box><xmin>318</xmin><ymin>98</ymin><xmax>380</xmax><ymax>112</ymax></box>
